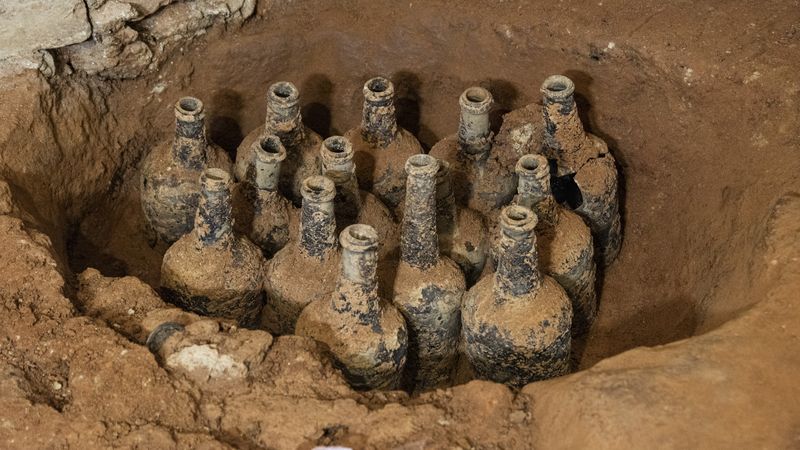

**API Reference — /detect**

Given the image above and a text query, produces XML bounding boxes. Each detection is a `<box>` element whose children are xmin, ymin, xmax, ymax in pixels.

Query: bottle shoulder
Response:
<box><xmin>537</xmin><ymin>208</ymin><xmax>594</xmax><ymax>273</ymax></box>
<box><xmin>464</xmin><ymin>275</ymin><xmax>572</xmax><ymax>328</ymax></box>
<box><xmin>162</xmin><ymin>233</ymin><xmax>264</xmax><ymax>292</ymax></box>
<box><xmin>266</xmin><ymin>246</ymin><xmax>340</xmax><ymax>289</ymax></box>
<box><xmin>392</xmin><ymin>256</ymin><xmax>466</xmax><ymax>305</ymax></box>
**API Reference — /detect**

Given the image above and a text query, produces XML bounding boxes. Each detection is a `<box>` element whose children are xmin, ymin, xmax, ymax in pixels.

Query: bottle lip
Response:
<box><xmin>540</xmin><ymin>75</ymin><xmax>575</xmax><ymax>101</ymax></box>
<box><xmin>201</xmin><ymin>168</ymin><xmax>231</xmax><ymax>192</ymax></box>
<box><xmin>459</xmin><ymin>87</ymin><xmax>493</xmax><ymax>114</ymax></box>
<box><xmin>500</xmin><ymin>205</ymin><xmax>538</xmax><ymax>236</ymax></box>
<box><xmin>322</xmin><ymin>136</ymin><xmax>354</xmax><ymax>160</ymax></box>
<box><xmin>516</xmin><ymin>154</ymin><xmax>550</xmax><ymax>179</ymax></box>
<box><xmin>254</xmin><ymin>134</ymin><xmax>287</xmax><ymax>163</ymax></box>
<box><xmin>340</xmin><ymin>224</ymin><xmax>379</xmax><ymax>252</ymax></box>
<box><xmin>405</xmin><ymin>154</ymin><xmax>440</xmax><ymax>178</ymax></box>
<box><xmin>268</xmin><ymin>81</ymin><xmax>300</xmax><ymax>108</ymax></box>
<box><xmin>301</xmin><ymin>175</ymin><xmax>336</xmax><ymax>203</ymax></box>
<box><xmin>363</xmin><ymin>76</ymin><xmax>395</xmax><ymax>103</ymax></box>
<box><xmin>175</xmin><ymin>96</ymin><xmax>205</xmax><ymax>121</ymax></box>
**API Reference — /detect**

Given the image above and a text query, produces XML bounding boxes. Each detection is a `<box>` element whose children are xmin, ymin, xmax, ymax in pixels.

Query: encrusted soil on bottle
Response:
<box><xmin>1</xmin><ymin>0</ymin><xmax>800</xmax><ymax>447</ymax></box>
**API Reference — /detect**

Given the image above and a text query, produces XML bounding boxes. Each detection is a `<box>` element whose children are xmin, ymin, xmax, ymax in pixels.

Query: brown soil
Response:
<box><xmin>1</xmin><ymin>0</ymin><xmax>799</xmax><ymax>447</ymax></box>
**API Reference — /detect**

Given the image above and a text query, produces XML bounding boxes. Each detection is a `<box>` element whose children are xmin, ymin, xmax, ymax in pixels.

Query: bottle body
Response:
<box><xmin>490</xmin><ymin>154</ymin><xmax>597</xmax><ymax>335</ymax></box>
<box><xmin>392</xmin><ymin>155</ymin><xmax>465</xmax><ymax>391</ymax></box>
<box><xmin>296</xmin><ymin>225</ymin><xmax>408</xmax><ymax>390</ymax></box>
<box><xmin>261</xmin><ymin>176</ymin><xmax>340</xmax><ymax>335</ymax></box>
<box><xmin>232</xmin><ymin>134</ymin><xmax>292</xmax><ymax>257</ymax></box>
<box><xmin>435</xmin><ymin>160</ymin><xmax>488</xmax><ymax>285</ymax></box>
<box><xmin>429</xmin><ymin>87</ymin><xmax>517</xmax><ymax>217</ymax></box>
<box><xmin>320</xmin><ymin>136</ymin><xmax>400</xmax><ymax>259</ymax></box>
<box><xmin>462</xmin><ymin>205</ymin><xmax>572</xmax><ymax>388</ymax></box>
<box><xmin>141</xmin><ymin>97</ymin><xmax>233</xmax><ymax>244</ymax></box>
<box><xmin>345</xmin><ymin>77</ymin><xmax>423</xmax><ymax>209</ymax></box>
<box><xmin>541</xmin><ymin>75</ymin><xmax>622</xmax><ymax>265</ymax></box>
<box><xmin>235</xmin><ymin>82</ymin><xmax>322</xmax><ymax>204</ymax></box>
<box><xmin>160</xmin><ymin>169</ymin><xmax>265</xmax><ymax>327</ymax></box>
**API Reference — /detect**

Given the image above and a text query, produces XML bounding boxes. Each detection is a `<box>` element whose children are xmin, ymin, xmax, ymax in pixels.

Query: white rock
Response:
<box><xmin>0</xmin><ymin>0</ymin><xmax>92</xmax><ymax>60</ymax></box>
<box><xmin>165</xmin><ymin>344</ymin><xmax>247</xmax><ymax>380</ymax></box>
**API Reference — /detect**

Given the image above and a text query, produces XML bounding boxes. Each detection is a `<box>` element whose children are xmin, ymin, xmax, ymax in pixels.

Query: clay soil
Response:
<box><xmin>1</xmin><ymin>0</ymin><xmax>799</xmax><ymax>448</ymax></box>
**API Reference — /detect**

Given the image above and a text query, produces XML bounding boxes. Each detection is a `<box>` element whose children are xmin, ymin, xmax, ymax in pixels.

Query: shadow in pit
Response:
<box><xmin>392</xmin><ymin>70</ymin><xmax>438</xmax><ymax>150</ymax></box>
<box><xmin>482</xmin><ymin>78</ymin><xmax>520</xmax><ymax>135</ymax></box>
<box><xmin>208</xmin><ymin>88</ymin><xmax>245</xmax><ymax>160</ymax></box>
<box><xmin>301</xmin><ymin>73</ymin><xmax>335</xmax><ymax>137</ymax></box>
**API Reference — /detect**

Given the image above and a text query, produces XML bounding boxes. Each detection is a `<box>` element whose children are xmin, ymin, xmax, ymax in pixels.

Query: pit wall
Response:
<box><xmin>0</xmin><ymin>0</ymin><xmax>256</xmax><ymax>78</ymax></box>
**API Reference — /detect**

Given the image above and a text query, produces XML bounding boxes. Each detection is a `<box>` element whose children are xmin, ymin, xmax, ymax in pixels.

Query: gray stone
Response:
<box><xmin>89</xmin><ymin>0</ymin><xmax>139</xmax><ymax>34</ymax></box>
<box><xmin>0</xmin><ymin>0</ymin><xmax>92</xmax><ymax>59</ymax></box>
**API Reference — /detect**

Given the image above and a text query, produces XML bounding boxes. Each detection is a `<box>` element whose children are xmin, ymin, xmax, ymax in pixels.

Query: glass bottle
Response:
<box><xmin>141</xmin><ymin>96</ymin><xmax>233</xmax><ymax>244</ymax></box>
<box><xmin>297</xmin><ymin>224</ymin><xmax>408</xmax><ymax>390</ymax></box>
<box><xmin>435</xmin><ymin>159</ymin><xmax>488</xmax><ymax>286</ymax></box>
<box><xmin>391</xmin><ymin>154</ymin><xmax>465</xmax><ymax>391</ymax></box>
<box><xmin>345</xmin><ymin>76</ymin><xmax>423</xmax><ymax>209</ymax></box>
<box><xmin>429</xmin><ymin>87</ymin><xmax>517</xmax><ymax>217</ymax></box>
<box><xmin>160</xmin><ymin>168</ymin><xmax>265</xmax><ymax>327</ymax></box>
<box><xmin>514</xmin><ymin>154</ymin><xmax>596</xmax><ymax>335</ymax></box>
<box><xmin>462</xmin><ymin>205</ymin><xmax>572</xmax><ymax>388</ymax></box>
<box><xmin>319</xmin><ymin>135</ymin><xmax>399</xmax><ymax>259</ymax></box>
<box><xmin>541</xmin><ymin>75</ymin><xmax>621</xmax><ymax>265</ymax></box>
<box><xmin>232</xmin><ymin>134</ymin><xmax>292</xmax><ymax>257</ymax></box>
<box><xmin>235</xmin><ymin>81</ymin><xmax>322</xmax><ymax>204</ymax></box>
<box><xmin>261</xmin><ymin>176</ymin><xmax>340</xmax><ymax>335</ymax></box>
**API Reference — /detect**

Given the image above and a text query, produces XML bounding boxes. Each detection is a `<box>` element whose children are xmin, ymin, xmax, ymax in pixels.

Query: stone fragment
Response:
<box><xmin>0</xmin><ymin>0</ymin><xmax>91</xmax><ymax>60</ymax></box>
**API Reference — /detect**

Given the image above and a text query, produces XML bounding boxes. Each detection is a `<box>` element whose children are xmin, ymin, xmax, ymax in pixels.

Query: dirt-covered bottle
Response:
<box><xmin>161</xmin><ymin>168</ymin><xmax>264</xmax><ymax>327</ymax></box>
<box><xmin>320</xmin><ymin>135</ymin><xmax>399</xmax><ymax>259</ymax></box>
<box><xmin>540</xmin><ymin>75</ymin><xmax>621</xmax><ymax>265</ymax></box>
<box><xmin>514</xmin><ymin>154</ymin><xmax>596</xmax><ymax>335</ymax></box>
<box><xmin>232</xmin><ymin>134</ymin><xmax>292</xmax><ymax>257</ymax></box>
<box><xmin>141</xmin><ymin>96</ymin><xmax>233</xmax><ymax>244</ymax></box>
<box><xmin>297</xmin><ymin>224</ymin><xmax>408</xmax><ymax>390</ymax></box>
<box><xmin>345</xmin><ymin>76</ymin><xmax>423</xmax><ymax>209</ymax></box>
<box><xmin>463</xmin><ymin>205</ymin><xmax>572</xmax><ymax>387</ymax></box>
<box><xmin>435</xmin><ymin>159</ymin><xmax>488</xmax><ymax>286</ymax></box>
<box><xmin>429</xmin><ymin>87</ymin><xmax>517</xmax><ymax>217</ymax></box>
<box><xmin>261</xmin><ymin>176</ymin><xmax>340</xmax><ymax>335</ymax></box>
<box><xmin>390</xmin><ymin>154</ymin><xmax>465</xmax><ymax>391</ymax></box>
<box><xmin>235</xmin><ymin>81</ymin><xmax>322</xmax><ymax>204</ymax></box>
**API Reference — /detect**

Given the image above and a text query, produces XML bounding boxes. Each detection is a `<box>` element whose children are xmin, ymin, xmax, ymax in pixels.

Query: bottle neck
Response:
<box><xmin>255</xmin><ymin>157</ymin><xmax>281</xmax><ymax>192</ymax></box>
<box><xmin>435</xmin><ymin>167</ymin><xmax>458</xmax><ymax>234</ymax></box>
<box><xmin>401</xmin><ymin>169</ymin><xmax>439</xmax><ymax>270</ymax></box>
<box><xmin>328</xmin><ymin>170</ymin><xmax>362</xmax><ymax>225</ymax></box>
<box><xmin>265</xmin><ymin>102</ymin><xmax>305</xmax><ymax>148</ymax></box>
<box><xmin>541</xmin><ymin>76</ymin><xmax>586</xmax><ymax>171</ymax></box>
<box><xmin>457</xmin><ymin>108</ymin><xmax>492</xmax><ymax>158</ymax></box>
<box><xmin>361</xmin><ymin>97</ymin><xmax>397</xmax><ymax>147</ymax></box>
<box><xmin>299</xmin><ymin>197</ymin><xmax>337</xmax><ymax>259</ymax></box>
<box><xmin>332</xmin><ymin>226</ymin><xmax>381</xmax><ymax>323</ymax></box>
<box><xmin>494</xmin><ymin>214</ymin><xmax>542</xmax><ymax>298</ymax></box>
<box><xmin>172</xmin><ymin>115</ymin><xmax>207</xmax><ymax>170</ymax></box>
<box><xmin>195</xmin><ymin>174</ymin><xmax>233</xmax><ymax>248</ymax></box>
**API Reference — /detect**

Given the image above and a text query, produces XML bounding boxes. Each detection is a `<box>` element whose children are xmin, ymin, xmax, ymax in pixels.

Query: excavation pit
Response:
<box><xmin>1</xmin><ymin>1</ymin><xmax>798</xmax><ymax>448</ymax></box>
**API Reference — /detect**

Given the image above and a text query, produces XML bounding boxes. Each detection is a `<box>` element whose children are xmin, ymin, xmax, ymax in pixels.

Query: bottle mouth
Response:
<box><xmin>322</xmin><ymin>136</ymin><xmax>354</xmax><ymax>159</ymax></box>
<box><xmin>301</xmin><ymin>175</ymin><xmax>336</xmax><ymax>203</ymax></box>
<box><xmin>268</xmin><ymin>81</ymin><xmax>300</xmax><ymax>107</ymax></box>
<box><xmin>175</xmin><ymin>96</ymin><xmax>205</xmax><ymax>120</ymax></box>
<box><xmin>500</xmin><ymin>205</ymin><xmax>538</xmax><ymax>237</ymax></box>
<box><xmin>459</xmin><ymin>86</ymin><xmax>493</xmax><ymax>114</ymax></box>
<box><xmin>255</xmin><ymin>134</ymin><xmax>287</xmax><ymax>162</ymax></box>
<box><xmin>340</xmin><ymin>224</ymin><xmax>379</xmax><ymax>252</ymax></box>
<box><xmin>363</xmin><ymin>76</ymin><xmax>395</xmax><ymax>103</ymax></box>
<box><xmin>516</xmin><ymin>154</ymin><xmax>550</xmax><ymax>179</ymax></box>
<box><xmin>540</xmin><ymin>75</ymin><xmax>575</xmax><ymax>101</ymax></box>
<box><xmin>405</xmin><ymin>154</ymin><xmax>440</xmax><ymax>177</ymax></box>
